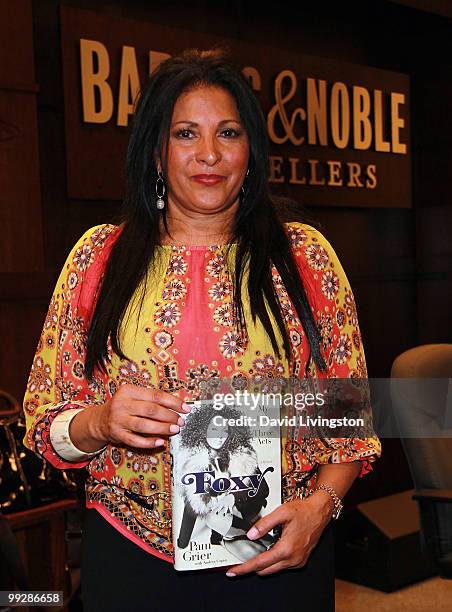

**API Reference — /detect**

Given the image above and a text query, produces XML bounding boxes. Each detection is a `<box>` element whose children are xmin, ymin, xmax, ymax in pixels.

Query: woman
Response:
<box><xmin>23</xmin><ymin>49</ymin><xmax>381</xmax><ymax>611</ymax></box>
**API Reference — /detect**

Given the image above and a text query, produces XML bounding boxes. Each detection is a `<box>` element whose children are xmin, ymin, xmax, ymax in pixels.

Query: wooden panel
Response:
<box><xmin>415</xmin><ymin>207</ymin><xmax>452</xmax><ymax>344</ymax></box>
<box><xmin>412</xmin><ymin>78</ymin><xmax>452</xmax><ymax>209</ymax></box>
<box><xmin>0</xmin><ymin>92</ymin><xmax>43</xmax><ymax>272</ymax></box>
<box><xmin>354</xmin><ymin>281</ymin><xmax>417</xmax><ymax>377</ymax></box>
<box><xmin>0</xmin><ymin>0</ymin><xmax>35</xmax><ymax>91</ymax></box>
<box><xmin>7</xmin><ymin>499</ymin><xmax>77</xmax><ymax>530</ymax></box>
<box><xmin>0</xmin><ymin>272</ymin><xmax>54</xmax><ymax>301</ymax></box>
<box><xmin>0</xmin><ymin>0</ymin><xmax>43</xmax><ymax>273</ymax></box>
<box><xmin>7</xmin><ymin>500</ymin><xmax>78</xmax><ymax>610</ymax></box>
<box><xmin>36</xmin><ymin>109</ymin><xmax>118</xmax><ymax>269</ymax></box>
<box><xmin>0</xmin><ymin>300</ymin><xmax>49</xmax><ymax>401</ymax></box>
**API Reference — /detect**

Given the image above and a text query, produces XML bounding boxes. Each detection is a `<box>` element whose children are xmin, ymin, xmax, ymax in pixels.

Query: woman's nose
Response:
<box><xmin>195</xmin><ymin>136</ymin><xmax>221</xmax><ymax>165</ymax></box>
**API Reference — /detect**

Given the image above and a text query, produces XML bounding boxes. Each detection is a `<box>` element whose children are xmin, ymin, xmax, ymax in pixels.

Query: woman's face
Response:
<box><xmin>206</xmin><ymin>417</ymin><xmax>229</xmax><ymax>450</ymax></box>
<box><xmin>164</xmin><ymin>85</ymin><xmax>250</xmax><ymax>217</ymax></box>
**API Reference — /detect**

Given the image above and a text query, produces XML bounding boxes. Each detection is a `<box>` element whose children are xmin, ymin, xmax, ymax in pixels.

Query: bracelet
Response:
<box><xmin>50</xmin><ymin>408</ymin><xmax>107</xmax><ymax>462</ymax></box>
<box><xmin>311</xmin><ymin>483</ymin><xmax>343</xmax><ymax>520</ymax></box>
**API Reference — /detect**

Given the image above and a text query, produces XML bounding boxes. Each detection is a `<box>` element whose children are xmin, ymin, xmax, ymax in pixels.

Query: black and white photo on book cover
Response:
<box><xmin>170</xmin><ymin>394</ymin><xmax>281</xmax><ymax>571</ymax></box>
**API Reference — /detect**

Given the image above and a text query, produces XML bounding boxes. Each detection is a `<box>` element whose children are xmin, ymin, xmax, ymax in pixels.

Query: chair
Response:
<box><xmin>391</xmin><ymin>344</ymin><xmax>452</xmax><ymax>579</ymax></box>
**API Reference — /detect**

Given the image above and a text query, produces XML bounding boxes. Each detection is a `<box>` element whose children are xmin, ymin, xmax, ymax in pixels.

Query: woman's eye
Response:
<box><xmin>220</xmin><ymin>128</ymin><xmax>239</xmax><ymax>138</ymax></box>
<box><xmin>175</xmin><ymin>129</ymin><xmax>194</xmax><ymax>139</ymax></box>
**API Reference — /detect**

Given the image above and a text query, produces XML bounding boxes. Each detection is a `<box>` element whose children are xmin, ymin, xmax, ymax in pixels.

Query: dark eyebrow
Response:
<box><xmin>172</xmin><ymin>119</ymin><xmax>241</xmax><ymax>127</ymax></box>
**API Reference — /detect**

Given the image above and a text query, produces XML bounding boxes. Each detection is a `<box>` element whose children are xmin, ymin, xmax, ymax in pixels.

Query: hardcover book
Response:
<box><xmin>170</xmin><ymin>394</ymin><xmax>282</xmax><ymax>571</ymax></box>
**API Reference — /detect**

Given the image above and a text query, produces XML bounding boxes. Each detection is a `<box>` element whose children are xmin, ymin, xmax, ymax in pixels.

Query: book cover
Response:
<box><xmin>170</xmin><ymin>394</ymin><xmax>281</xmax><ymax>571</ymax></box>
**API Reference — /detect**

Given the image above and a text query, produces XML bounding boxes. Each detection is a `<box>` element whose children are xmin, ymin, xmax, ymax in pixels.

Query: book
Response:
<box><xmin>170</xmin><ymin>393</ymin><xmax>282</xmax><ymax>571</ymax></box>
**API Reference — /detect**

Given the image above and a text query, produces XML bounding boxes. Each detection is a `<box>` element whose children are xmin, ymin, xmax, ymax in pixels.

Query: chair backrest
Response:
<box><xmin>391</xmin><ymin>344</ymin><xmax>452</xmax><ymax>490</ymax></box>
<box><xmin>392</xmin><ymin>344</ymin><xmax>452</xmax><ymax>378</ymax></box>
<box><xmin>391</xmin><ymin>345</ymin><xmax>452</xmax><ymax>572</ymax></box>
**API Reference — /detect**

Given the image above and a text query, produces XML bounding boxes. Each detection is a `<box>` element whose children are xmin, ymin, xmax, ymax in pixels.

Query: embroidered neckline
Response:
<box><xmin>157</xmin><ymin>243</ymin><xmax>237</xmax><ymax>250</ymax></box>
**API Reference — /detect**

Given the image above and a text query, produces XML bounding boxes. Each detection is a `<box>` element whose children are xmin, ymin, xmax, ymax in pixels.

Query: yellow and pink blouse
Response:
<box><xmin>23</xmin><ymin>222</ymin><xmax>381</xmax><ymax>562</ymax></box>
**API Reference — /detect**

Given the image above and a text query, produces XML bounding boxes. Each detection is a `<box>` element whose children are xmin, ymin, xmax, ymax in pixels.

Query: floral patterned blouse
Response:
<box><xmin>23</xmin><ymin>222</ymin><xmax>381</xmax><ymax>562</ymax></box>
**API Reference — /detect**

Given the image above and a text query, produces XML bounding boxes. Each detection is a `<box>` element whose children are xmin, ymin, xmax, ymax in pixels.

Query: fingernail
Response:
<box><xmin>155</xmin><ymin>439</ymin><xmax>165</xmax><ymax>446</ymax></box>
<box><xmin>226</xmin><ymin>572</ymin><xmax>236</xmax><ymax>578</ymax></box>
<box><xmin>177</xmin><ymin>417</ymin><xmax>185</xmax><ymax>427</ymax></box>
<box><xmin>247</xmin><ymin>527</ymin><xmax>259</xmax><ymax>540</ymax></box>
<box><xmin>170</xmin><ymin>424</ymin><xmax>180</xmax><ymax>433</ymax></box>
<box><xmin>182</xmin><ymin>402</ymin><xmax>192</xmax><ymax>412</ymax></box>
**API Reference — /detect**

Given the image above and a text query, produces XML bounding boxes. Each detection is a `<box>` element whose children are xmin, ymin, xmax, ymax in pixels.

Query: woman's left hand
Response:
<box><xmin>225</xmin><ymin>491</ymin><xmax>334</xmax><ymax>577</ymax></box>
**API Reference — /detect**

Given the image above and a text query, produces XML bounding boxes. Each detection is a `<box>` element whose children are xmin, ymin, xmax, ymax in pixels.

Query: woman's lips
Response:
<box><xmin>191</xmin><ymin>174</ymin><xmax>225</xmax><ymax>185</ymax></box>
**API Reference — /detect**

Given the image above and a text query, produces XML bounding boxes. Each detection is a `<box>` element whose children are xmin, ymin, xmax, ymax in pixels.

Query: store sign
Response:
<box><xmin>60</xmin><ymin>6</ymin><xmax>411</xmax><ymax>207</ymax></box>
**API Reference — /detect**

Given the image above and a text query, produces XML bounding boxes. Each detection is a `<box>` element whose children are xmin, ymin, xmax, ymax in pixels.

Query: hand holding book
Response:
<box><xmin>69</xmin><ymin>384</ymin><xmax>191</xmax><ymax>455</ymax></box>
<box><xmin>226</xmin><ymin>461</ymin><xmax>362</xmax><ymax>577</ymax></box>
<box><xmin>225</xmin><ymin>492</ymin><xmax>332</xmax><ymax>577</ymax></box>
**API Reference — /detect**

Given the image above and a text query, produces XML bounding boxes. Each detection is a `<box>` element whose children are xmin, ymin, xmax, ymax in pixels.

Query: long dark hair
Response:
<box><xmin>85</xmin><ymin>48</ymin><xmax>326</xmax><ymax>379</ymax></box>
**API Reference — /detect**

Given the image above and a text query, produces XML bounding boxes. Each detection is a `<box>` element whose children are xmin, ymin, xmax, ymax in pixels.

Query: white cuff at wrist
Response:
<box><xmin>50</xmin><ymin>407</ymin><xmax>107</xmax><ymax>462</ymax></box>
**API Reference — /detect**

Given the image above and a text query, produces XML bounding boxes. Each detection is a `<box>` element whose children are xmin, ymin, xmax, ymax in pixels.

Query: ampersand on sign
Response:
<box><xmin>267</xmin><ymin>70</ymin><xmax>306</xmax><ymax>145</ymax></box>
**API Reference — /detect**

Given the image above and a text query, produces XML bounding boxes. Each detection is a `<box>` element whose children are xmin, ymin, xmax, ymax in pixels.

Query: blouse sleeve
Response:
<box><xmin>22</xmin><ymin>224</ymin><xmax>117</xmax><ymax>469</ymax></box>
<box><xmin>287</xmin><ymin>222</ymin><xmax>382</xmax><ymax>478</ymax></box>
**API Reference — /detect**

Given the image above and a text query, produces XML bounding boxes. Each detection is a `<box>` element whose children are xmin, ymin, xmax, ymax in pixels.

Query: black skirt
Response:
<box><xmin>81</xmin><ymin>508</ymin><xmax>335</xmax><ymax>612</ymax></box>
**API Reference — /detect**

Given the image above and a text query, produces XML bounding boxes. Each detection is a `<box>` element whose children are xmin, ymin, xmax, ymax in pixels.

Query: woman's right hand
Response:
<box><xmin>69</xmin><ymin>384</ymin><xmax>191</xmax><ymax>453</ymax></box>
